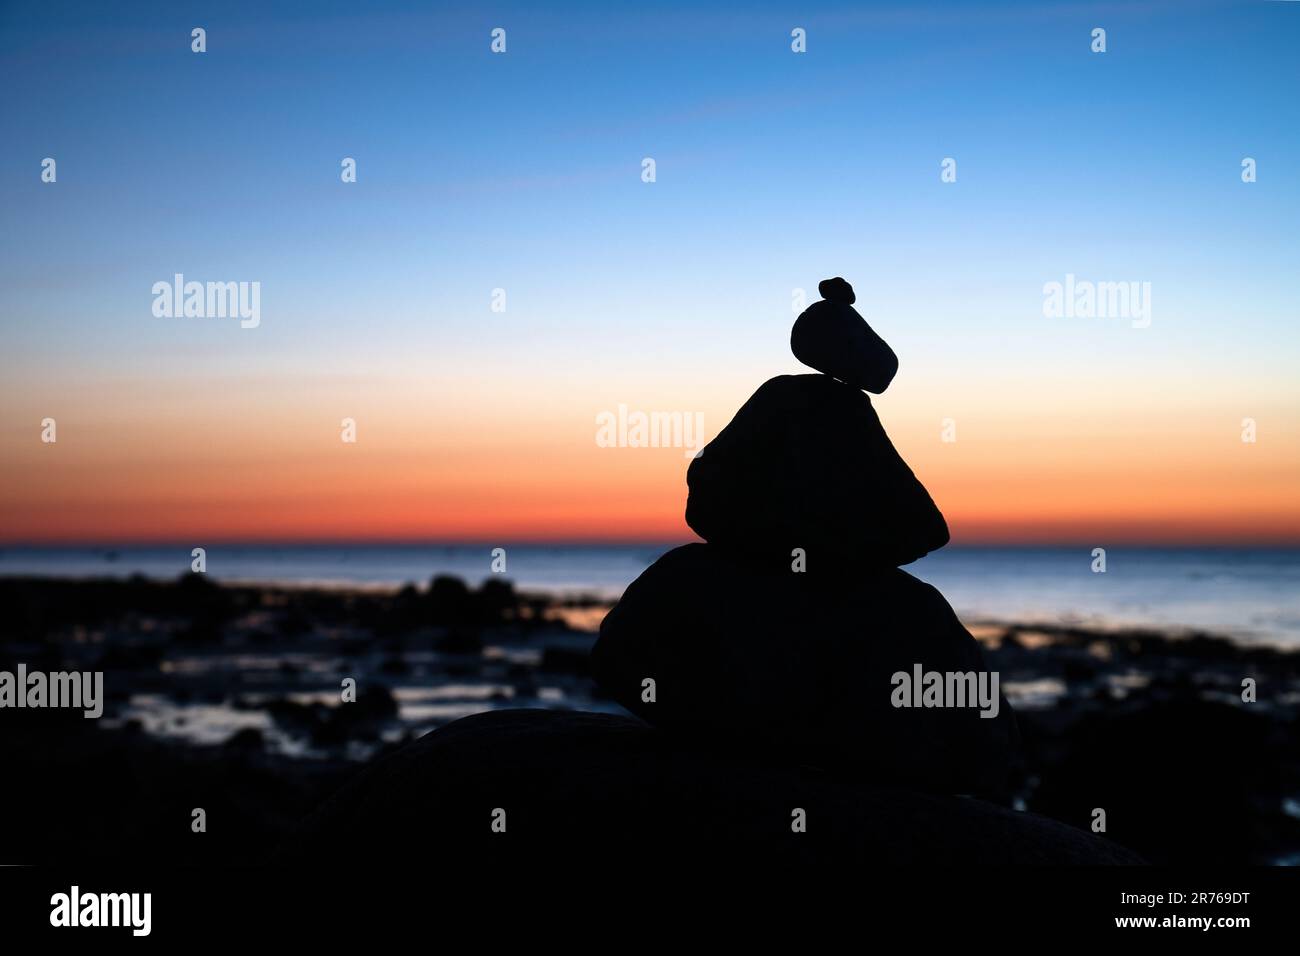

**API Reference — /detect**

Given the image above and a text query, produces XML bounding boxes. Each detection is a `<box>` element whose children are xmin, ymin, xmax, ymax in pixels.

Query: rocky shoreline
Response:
<box><xmin>1</xmin><ymin>572</ymin><xmax>1297</xmax><ymax>865</ymax></box>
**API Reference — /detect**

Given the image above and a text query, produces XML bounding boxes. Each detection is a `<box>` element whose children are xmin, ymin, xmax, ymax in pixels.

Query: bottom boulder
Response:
<box><xmin>593</xmin><ymin>543</ymin><xmax>1021</xmax><ymax>795</ymax></box>
<box><xmin>278</xmin><ymin>709</ymin><xmax>1141</xmax><ymax>866</ymax></box>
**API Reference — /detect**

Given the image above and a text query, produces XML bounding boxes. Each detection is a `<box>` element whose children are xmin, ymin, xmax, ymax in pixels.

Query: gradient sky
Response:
<box><xmin>2</xmin><ymin>0</ymin><xmax>1298</xmax><ymax>545</ymax></box>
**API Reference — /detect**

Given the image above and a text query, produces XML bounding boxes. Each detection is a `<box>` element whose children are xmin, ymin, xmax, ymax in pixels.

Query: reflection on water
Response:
<box><xmin>100</xmin><ymin>635</ymin><xmax>620</xmax><ymax>760</ymax></box>
<box><xmin>1000</xmin><ymin>678</ymin><xmax>1068</xmax><ymax>710</ymax></box>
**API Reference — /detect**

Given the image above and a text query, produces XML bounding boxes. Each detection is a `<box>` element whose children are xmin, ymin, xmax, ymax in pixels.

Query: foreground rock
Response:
<box><xmin>593</xmin><ymin>544</ymin><xmax>1017</xmax><ymax>795</ymax></box>
<box><xmin>279</xmin><ymin>709</ymin><xmax>1141</xmax><ymax>865</ymax></box>
<box><xmin>685</xmin><ymin>375</ymin><xmax>949</xmax><ymax>567</ymax></box>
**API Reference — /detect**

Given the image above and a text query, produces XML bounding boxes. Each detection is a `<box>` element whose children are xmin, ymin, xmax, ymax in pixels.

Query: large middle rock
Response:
<box><xmin>686</xmin><ymin>374</ymin><xmax>949</xmax><ymax>567</ymax></box>
<box><xmin>592</xmin><ymin>544</ymin><xmax>1020</xmax><ymax>796</ymax></box>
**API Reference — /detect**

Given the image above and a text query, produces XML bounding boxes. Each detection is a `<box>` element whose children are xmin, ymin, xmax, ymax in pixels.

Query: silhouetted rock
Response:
<box><xmin>476</xmin><ymin>577</ymin><xmax>518</xmax><ymax>622</ymax></box>
<box><xmin>791</xmin><ymin>279</ymin><xmax>897</xmax><ymax>393</ymax></box>
<box><xmin>818</xmin><ymin>276</ymin><xmax>856</xmax><ymax>304</ymax></box>
<box><xmin>1028</xmin><ymin>699</ymin><xmax>1295</xmax><ymax>864</ymax></box>
<box><xmin>279</xmin><ymin>710</ymin><xmax>1138</xmax><ymax>865</ymax></box>
<box><xmin>435</xmin><ymin>626</ymin><xmax>483</xmax><ymax>654</ymax></box>
<box><xmin>593</xmin><ymin>544</ymin><xmax>1019</xmax><ymax>796</ymax></box>
<box><xmin>686</xmin><ymin>375</ymin><xmax>949</xmax><ymax>567</ymax></box>
<box><xmin>428</xmin><ymin>575</ymin><xmax>474</xmax><ymax>626</ymax></box>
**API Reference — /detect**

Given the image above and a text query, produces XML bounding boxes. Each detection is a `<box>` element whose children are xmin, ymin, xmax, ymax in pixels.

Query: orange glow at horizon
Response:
<box><xmin>3</xmin><ymin>329</ymin><xmax>1300</xmax><ymax>550</ymax></box>
<box><xmin>4</xmin><ymin>384</ymin><xmax>1299</xmax><ymax>546</ymax></box>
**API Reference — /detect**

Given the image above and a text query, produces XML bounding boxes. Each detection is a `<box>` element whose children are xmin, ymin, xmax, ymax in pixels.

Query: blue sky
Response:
<box><xmin>4</xmin><ymin>1</ymin><xmax>1297</xmax><ymax>367</ymax></box>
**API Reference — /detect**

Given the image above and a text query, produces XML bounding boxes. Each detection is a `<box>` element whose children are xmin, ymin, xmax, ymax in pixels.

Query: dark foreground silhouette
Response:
<box><xmin>3</xmin><ymin>575</ymin><xmax>1297</xmax><ymax>864</ymax></box>
<box><xmin>278</xmin><ymin>709</ymin><xmax>1140</xmax><ymax>865</ymax></box>
<box><xmin>595</xmin><ymin>277</ymin><xmax>1018</xmax><ymax>796</ymax></box>
<box><xmin>594</xmin><ymin>542</ymin><xmax>1019</xmax><ymax>795</ymax></box>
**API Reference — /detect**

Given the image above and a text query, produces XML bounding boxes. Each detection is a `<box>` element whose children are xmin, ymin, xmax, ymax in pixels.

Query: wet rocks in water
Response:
<box><xmin>592</xmin><ymin>544</ymin><xmax>1019</xmax><ymax>796</ymax></box>
<box><xmin>685</xmin><ymin>374</ymin><xmax>949</xmax><ymax>567</ymax></box>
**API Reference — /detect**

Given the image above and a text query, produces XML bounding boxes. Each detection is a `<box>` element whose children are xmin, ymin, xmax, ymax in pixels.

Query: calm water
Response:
<box><xmin>2</xmin><ymin>544</ymin><xmax>1298</xmax><ymax>647</ymax></box>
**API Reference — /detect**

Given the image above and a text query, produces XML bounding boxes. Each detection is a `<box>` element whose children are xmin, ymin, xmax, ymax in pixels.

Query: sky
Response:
<box><xmin>1</xmin><ymin>0</ymin><xmax>1298</xmax><ymax>545</ymax></box>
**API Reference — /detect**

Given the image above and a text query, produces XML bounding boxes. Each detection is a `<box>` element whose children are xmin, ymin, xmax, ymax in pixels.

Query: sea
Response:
<box><xmin>3</xmin><ymin>544</ymin><xmax>1299</xmax><ymax>648</ymax></box>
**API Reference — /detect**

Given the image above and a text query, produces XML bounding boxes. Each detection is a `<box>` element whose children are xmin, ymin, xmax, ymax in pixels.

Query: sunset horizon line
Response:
<box><xmin>4</xmin><ymin>536</ymin><xmax>1299</xmax><ymax>550</ymax></box>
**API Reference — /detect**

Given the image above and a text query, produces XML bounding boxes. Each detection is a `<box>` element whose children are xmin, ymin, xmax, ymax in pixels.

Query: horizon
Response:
<box><xmin>4</xmin><ymin>538</ymin><xmax>1300</xmax><ymax>551</ymax></box>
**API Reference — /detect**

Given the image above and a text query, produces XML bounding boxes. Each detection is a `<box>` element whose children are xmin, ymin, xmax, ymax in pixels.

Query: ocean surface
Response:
<box><xmin>2</xmin><ymin>544</ymin><xmax>1298</xmax><ymax>647</ymax></box>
